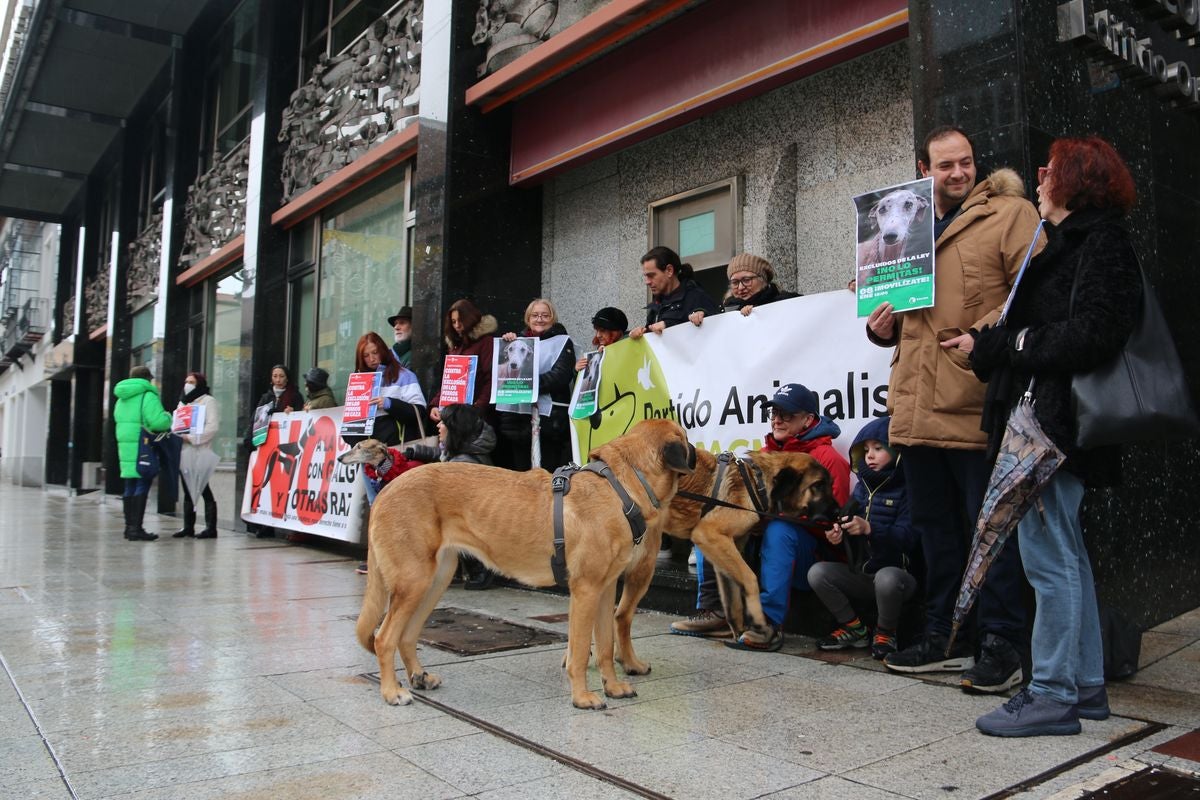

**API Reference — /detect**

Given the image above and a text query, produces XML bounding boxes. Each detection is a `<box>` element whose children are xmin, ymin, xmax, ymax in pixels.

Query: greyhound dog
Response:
<box><xmin>497</xmin><ymin>338</ymin><xmax>535</xmax><ymax>381</ymax></box>
<box><xmin>856</xmin><ymin>188</ymin><xmax>930</xmax><ymax>267</ymax></box>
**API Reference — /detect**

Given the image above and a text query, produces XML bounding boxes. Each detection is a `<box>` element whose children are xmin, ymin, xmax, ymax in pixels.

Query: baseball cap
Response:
<box><xmin>768</xmin><ymin>383</ymin><xmax>819</xmax><ymax>415</ymax></box>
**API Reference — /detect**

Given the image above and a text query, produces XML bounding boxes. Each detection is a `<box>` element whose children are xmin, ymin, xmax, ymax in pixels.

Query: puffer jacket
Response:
<box><xmin>870</xmin><ymin>168</ymin><xmax>1044</xmax><ymax>449</ymax></box>
<box><xmin>844</xmin><ymin>416</ymin><xmax>917</xmax><ymax>574</ymax></box>
<box><xmin>113</xmin><ymin>377</ymin><xmax>173</xmax><ymax>479</ymax></box>
<box><xmin>408</xmin><ymin>421</ymin><xmax>497</xmax><ymax>466</ymax></box>
<box><xmin>761</xmin><ymin>416</ymin><xmax>852</xmax><ymax>507</ymax></box>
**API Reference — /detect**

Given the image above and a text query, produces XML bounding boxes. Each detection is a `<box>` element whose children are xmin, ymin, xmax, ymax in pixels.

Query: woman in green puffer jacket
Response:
<box><xmin>112</xmin><ymin>365</ymin><xmax>173</xmax><ymax>541</ymax></box>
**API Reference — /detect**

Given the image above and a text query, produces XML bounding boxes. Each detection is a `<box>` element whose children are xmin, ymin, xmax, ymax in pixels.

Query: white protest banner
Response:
<box><xmin>241</xmin><ymin>407</ymin><xmax>368</xmax><ymax>543</ymax></box>
<box><xmin>570</xmin><ymin>291</ymin><xmax>894</xmax><ymax>463</ymax></box>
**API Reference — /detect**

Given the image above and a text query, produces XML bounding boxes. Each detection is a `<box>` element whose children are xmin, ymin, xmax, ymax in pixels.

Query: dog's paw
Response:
<box><xmin>602</xmin><ymin>679</ymin><xmax>637</xmax><ymax>699</ymax></box>
<box><xmin>381</xmin><ymin>687</ymin><xmax>413</xmax><ymax>706</ymax></box>
<box><xmin>572</xmin><ymin>691</ymin><xmax>607</xmax><ymax>710</ymax></box>
<box><xmin>409</xmin><ymin>671</ymin><xmax>441</xmax><ymax>690</ymax></box>
<box><xmin>616</xmin><ymin>655</ymin><xmax>651</xmax><ymax>676</ymax></box>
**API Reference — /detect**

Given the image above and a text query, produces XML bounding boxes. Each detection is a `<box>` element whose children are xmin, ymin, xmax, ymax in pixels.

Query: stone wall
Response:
<box><xmin>541</xmin><ymin>42</ymin><xmax>914</xmax><ymax>340</ymax></box>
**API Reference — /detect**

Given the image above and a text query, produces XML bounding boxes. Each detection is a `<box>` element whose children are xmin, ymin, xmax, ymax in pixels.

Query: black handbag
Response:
<box><xmin>1098</xmin><ymin>604</ymin><xmax>1141</xmax><ymax>680</ymax></box>
<box><xmin>1070</xmin><ymin>263</ymin><xmax>1199</xmax><ymax>448</ymax></box>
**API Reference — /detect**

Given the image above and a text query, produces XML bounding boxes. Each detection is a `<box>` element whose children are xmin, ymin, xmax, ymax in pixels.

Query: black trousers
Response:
<box><xmin>899</xmin><ymin>445</ymin><xmax>1026</xmax><ymax>646</ymax></box>
<box><xmin>181</xmin><ymin>481</ymin><xmax>217</xmax><ymax>529</ymax></box>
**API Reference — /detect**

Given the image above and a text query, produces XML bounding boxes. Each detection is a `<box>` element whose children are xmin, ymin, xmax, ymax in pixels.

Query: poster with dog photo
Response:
<box><xmin>853</xmin><ymin>176</ymin><xmax>935</xmax><ymax>317</ymax></box>
<box><xmin>339</xmin><ymin>371</ymin><xmax>382</xmax><ymax>438</ymax></box>
<box><xmin>490</xmin><ymin>336</ymin><xmax>539</xmax><ymax>404</ymax></box>
<box><xmin>569</xmin><ymin>351</ymin><xmax>604</xmax><ymax>419</ymax></box>
<box><xmin>250</xmin><ymin>402</ymin><xmax>275</xmax><ymax>446</ymax></box>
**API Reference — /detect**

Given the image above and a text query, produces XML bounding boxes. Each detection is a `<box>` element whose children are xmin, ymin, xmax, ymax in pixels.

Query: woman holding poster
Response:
<box><xmin>173</xmin><ymin>372</ymin><xmax>221</xmax><ymax>539</ymax></box>
<box><xmin>430</xmin><ymin>299</ymin><xmax>498</xmax><ymax>424</ymax></box>
<box><xmin>498</xmin><ymin>298</ymin><xmax>576</xmax><ymax>471</ymax></box>
<box><xmin>351</xmin><ymin>332</ymin><xmax>427</xmax><ymax>447</ymax></box>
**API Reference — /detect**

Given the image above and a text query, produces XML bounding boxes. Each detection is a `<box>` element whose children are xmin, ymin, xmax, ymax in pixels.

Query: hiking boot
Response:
<box><xmin>670</xmin><ymin>609</ymin><xmax>731</xmax><ymax>638</ymax></box>
<box><xmin>884</xmin><ymin>632</ymin><xmax>975</xmax><ymax>673</ymax></box>
<box><xmin>976</xmin><ymin>688</ymin><xmax>1081</xmax><ymax>737</ymax></box>
<box><xmin>817</xmin><ymin>622</ymin><xmax>869</xmax><ymax>650</ymax></box>
<box><xmin>871</xmin><ymin>631</ymin><xmax>898</xmax><ymax>660</ymax></box>
<box><xmin>1077</xmin><ymin>684</ymin><xmax>1110</xmax><ymax>721</ymax></box>
<box><xmin>961</xmin><ymin>633</ymin><xmax>1023</xmax><ymax>694</ymax></box>
<box><xmin>724</xmin><ymin>624</ymin><xmax>783</xmax><ymax>652</ymax></box>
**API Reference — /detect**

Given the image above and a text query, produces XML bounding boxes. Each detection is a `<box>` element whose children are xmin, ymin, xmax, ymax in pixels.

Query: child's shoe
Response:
<box><xmin>817</xmin><ymin>619</ymin><xmax>869</xmax><ymax>650</ymax></box>
<box><xmin>871</xmin><ymin>630</ymin><xmax>898</xmax><ymax>660</ymax></box>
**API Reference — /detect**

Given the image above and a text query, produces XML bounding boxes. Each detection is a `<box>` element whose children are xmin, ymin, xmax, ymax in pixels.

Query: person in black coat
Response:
<box><xmin>970</xmin><ymin>136</ymin><xmax>1141</xmax><ymax>738</ymax></box>
<box><xmin>629</xmin><ymin>246</ymin><xmax>718</xmax><ymax>337</ymax></box>
<box><xmin>497</xmin><ymin>298</ymin><xmax>576</xmax><ymax>472</ymax></box>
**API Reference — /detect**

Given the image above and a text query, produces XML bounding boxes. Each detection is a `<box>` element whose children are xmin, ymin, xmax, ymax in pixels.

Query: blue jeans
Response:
<box><xmin>758</xmin><ymin>520</ymin><xmax>820</xmax><ymax>628</ymax></box>
<box><xmin>123</xmin><ymin>477</ymin><xmax>153</xmax><ymax>497</ymax></box>
<box><xmin>1020</xmin><ymin>471</ymin><xmax>1103</xmax><ymax>704</ymax></box>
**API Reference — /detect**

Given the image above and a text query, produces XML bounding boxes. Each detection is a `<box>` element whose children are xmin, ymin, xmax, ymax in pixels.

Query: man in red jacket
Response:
<box><xmin>726</xmin><ymin>383</ymin><xmax>851</xmax><ymax>652</ymax></box>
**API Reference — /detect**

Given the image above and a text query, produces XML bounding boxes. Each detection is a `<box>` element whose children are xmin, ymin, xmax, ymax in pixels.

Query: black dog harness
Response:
<box><xmin>549</xmin><ymin>459</ymin><xmax>660</xmax><ymax>587</ymax></box>
<box><xmin>675</xmin><ymin>451</ymin><xmax>834</xmax><ymax>533</ymax></box>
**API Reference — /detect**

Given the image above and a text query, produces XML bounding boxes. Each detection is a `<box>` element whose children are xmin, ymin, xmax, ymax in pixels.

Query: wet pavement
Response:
<box><xmin>1</xmin><ymin>483</ymin><xmax>1197</xmax><ymax>799</ymax></box>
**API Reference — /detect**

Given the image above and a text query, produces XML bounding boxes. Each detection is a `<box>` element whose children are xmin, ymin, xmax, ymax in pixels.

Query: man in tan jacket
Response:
<box><xmin>867</xmin><ymin>126</ymin><xmax>1043</xmax><ymax>693</ymax></box>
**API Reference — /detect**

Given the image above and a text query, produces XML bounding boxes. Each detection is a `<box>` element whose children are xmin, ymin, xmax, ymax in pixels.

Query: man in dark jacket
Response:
<box><xmin>389</xmin><ymin>306</ymin><xmax>413</xmax><ymax>367</ymax></box>
<box><xmin>808</xmin><ymin>416</ymin><xmax>920</xmax><ymax>660</ymax></box>
<box><xmin>629</xmin><ymin>246</ymin><xmax>718</xmax><ymax>337</ymax></box>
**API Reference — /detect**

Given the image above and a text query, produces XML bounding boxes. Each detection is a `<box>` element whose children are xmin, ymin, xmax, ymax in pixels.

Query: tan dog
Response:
<box><xmin>355</xmin><ymin>418</ymin><xmax>695</xmax><ymax>709</ymax></box>
<box><xmin>611</xmin><ymin>448</ymin><xmax>838</xmax><ymax>673</ymax></box>
<box><xmin>337</xmin><ymin>438</ymin><xmax>392</xmax><ymax>470</ymax></box>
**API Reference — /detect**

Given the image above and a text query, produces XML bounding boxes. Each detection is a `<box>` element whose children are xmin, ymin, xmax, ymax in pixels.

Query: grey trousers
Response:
<box><xmin>807</xmin><ymin>562</ymin><xmax>918</xmax><ymax>632</ymax></box>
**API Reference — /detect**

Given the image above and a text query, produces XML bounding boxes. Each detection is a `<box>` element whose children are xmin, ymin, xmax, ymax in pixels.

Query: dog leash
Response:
<box><xmin>673</xmin><ymin>488</ymin><xmax>833</xmax><ymax>534</ymax></box>
<box><xmin>549</xmin><ymin>459</ymin><xmax>659</xmax><ymax>587</ymax></box>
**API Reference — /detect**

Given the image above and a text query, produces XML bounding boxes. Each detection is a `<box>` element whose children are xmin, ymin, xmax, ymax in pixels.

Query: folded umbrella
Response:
<box><xmin>947</xmin><ymin>384</ymin><xmax>1066</xmax><ymax>654</ymax></box>
<box><xmin>180</xmin><ymin>442</ymin><xmax>220</xmax><ymax>501</ymax></box>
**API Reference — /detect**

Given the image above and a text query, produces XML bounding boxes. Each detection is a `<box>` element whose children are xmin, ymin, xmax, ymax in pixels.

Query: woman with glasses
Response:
<box><xmin>701</xmin><ymin>253</ymin><xmax>799</xmax><ymax>324</ymax></box>
<box><xmin>497</xmin><ymin>298</ymin><xmax>576</xmax><ymax>473</ymax></box>
<box><xmin>970</xmin><ymin>136</ymin><xmax>1140</xmax><ymax>737</ymax></box>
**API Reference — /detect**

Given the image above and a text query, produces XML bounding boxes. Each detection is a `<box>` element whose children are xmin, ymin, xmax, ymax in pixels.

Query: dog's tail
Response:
<box><xmin>355</xmin><ymin>552</ymin><xmax>387</xmax><ymax>653</ymax></box>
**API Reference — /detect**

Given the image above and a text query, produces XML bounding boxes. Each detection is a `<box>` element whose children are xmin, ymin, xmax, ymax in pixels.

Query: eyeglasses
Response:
<box><xmin>1037</xmin><ymin>166</ymin><xmax>1052</xmax><ymax>185</ymax></box>
<box><xmin>729</xmin><ymin>276</ymin><xmax>761</xmax><ymax>288</ymax></box>
<box><xmin>529</xmin><ymin>312</ymin><xmax>552</xmax><ymax>320</ymax></box>
<box><xmin>768</xmin><ymin>407</ymin><xmax>798</xmax><ymax>422</ymax></box>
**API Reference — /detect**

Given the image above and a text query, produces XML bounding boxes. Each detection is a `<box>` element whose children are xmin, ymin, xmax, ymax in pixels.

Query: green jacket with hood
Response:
<box><xmin>113</xmin><ymin>377</ymin><xmax>173</xmax><ymax>479</ymax></box>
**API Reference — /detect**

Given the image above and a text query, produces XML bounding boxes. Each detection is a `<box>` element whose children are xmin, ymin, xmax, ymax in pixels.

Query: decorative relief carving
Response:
<box><xmin>61</xmin><ymin>294</ymin><xmax>75</xmax><ymax>336</ymax></box>
<box><xmin>84</xmin><ymin>270</ymin><xmax>108</xmax><ymax>334</ymax></box>
<box><xmin>178</xmin><ymin>139</ymin><xmax>250</xmax><ymax>270</ymax></box>
<box><xmin>471</xmin><ymin>0</ymin><xmax>560</xmax><ymax>76</ymax></box>
<box><xmin>127</xmin><ymin>208</ymin><xmax>162</xmax><ymax>310</ymax></box>
<box><xmin>278</xmin><ymin>1</ymin><xmax>423</xmax><ymax>203</ymax></box>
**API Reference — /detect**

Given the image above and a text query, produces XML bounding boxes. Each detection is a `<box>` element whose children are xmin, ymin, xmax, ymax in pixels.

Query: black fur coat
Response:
<box><xmin>971</xmin><ymin>208</ymin><xmax>1141</xmax><ymax>486</ymax></box>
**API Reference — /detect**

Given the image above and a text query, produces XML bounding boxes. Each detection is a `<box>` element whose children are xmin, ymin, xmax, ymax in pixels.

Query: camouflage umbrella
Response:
<box><xmin>947</xmin><ymin>389</ymin><xmax>1066</xmax><ymax>653</ymax></box>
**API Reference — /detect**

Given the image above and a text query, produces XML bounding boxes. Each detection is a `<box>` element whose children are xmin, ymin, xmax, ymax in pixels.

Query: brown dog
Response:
<box><xmin>611</xmin><ymin>448</ymin><xmax>838</xmax><ymax>673</ymax></box>
<box><xmin>355</xmin><ymin>418</ymin><xmax>695</xmax><ymax>709</ymax></box>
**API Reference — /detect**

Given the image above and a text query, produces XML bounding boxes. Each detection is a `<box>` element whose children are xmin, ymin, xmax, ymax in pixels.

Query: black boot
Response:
<box><xmin>196</xmin><ymin>491</ymin><xmax>218</xmax><ymax>538</ymax></box>
<box><xmin>122</xmin><ymin>496</ymin><xmax>139</xmax><ymax>540</ymax></box>
<box><xmin>173</xmin><ymin>498</ymin><xmax>196</xmax><ymax>538</ymax></box>
<box><xmin>128</xmin><ymin>494</ymin><xmax>158</xmax><ymax>541</ymax></box>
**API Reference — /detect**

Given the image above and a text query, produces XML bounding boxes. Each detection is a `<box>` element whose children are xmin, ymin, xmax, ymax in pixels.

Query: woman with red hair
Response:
<box><xmin>352</xmin><ymin>331</ymin><xmax>427</xmax><ymax>450</ymax></box>
<box><xmin>970</xmin><ymin>136</ymin><xmax>1141</xmax><ymax>737</ymax></box>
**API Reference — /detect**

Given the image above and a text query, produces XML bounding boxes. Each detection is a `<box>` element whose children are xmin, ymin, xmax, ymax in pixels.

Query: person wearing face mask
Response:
<box><xmin>388</xmin><ymin>306</ymin><xmax>413</xmax><ymax>368</ymax></box>
<box><xmin>173</xmin><ymin>372</ymin><xmax>221</xmax><ymax>539</ymax></box>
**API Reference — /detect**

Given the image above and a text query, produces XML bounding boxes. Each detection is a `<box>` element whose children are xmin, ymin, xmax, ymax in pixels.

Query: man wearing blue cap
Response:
<box><xmin>726</xmin><ymin>383</ymin><xmax>851</xmax><ymax>652</ymax></box>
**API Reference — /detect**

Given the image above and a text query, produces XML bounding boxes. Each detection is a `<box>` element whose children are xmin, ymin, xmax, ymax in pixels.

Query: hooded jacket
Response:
<box><xmin>113</xmin><ymin>377</ymin><xmax>173</xmax><ymax>479</ymax></box>
<box><xmin>870</xmin><ymin>168</ymin><xmax>1044</xmax><ymax>449</ymax></box>
<box><xmin>761</xmin><ymin>416</ymin><xmax>851</xmax><ymax>507</ymax></box>
<box><xmin>844</xmin><ymin>416</ymin><xmax>917</xmax><ymax>574</ymax></box>
<box><xmin>440</xmin><ymin>314</ymin><xmax>498</xmax><ymax>415</ymax></box>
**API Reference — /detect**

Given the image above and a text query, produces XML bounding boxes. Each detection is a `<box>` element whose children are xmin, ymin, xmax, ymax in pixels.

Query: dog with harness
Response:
<box><xmin>354</xmin><ymin>418</ymin><xmax>695</xmax><ymax>709</ymax></box>
<box><xmin>606</xmin><ymin>447</ymin><xmax>841</xmax><ymax>671</ymax></box>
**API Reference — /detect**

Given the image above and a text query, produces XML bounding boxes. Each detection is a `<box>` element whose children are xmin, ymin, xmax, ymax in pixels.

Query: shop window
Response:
<box><xmin>199</xmin><ymin>0</ymin><xmax>259</xmax><ymax>173</ymax></box>
<box><xmin>206</xmin><ymin>268</ymin><xmax>250</xmax><ymax>462</ymax></box>
<box><xmin>648</xmin><ymin>177</ymin><xmax>741</xmax><ymax>303</ymax></box>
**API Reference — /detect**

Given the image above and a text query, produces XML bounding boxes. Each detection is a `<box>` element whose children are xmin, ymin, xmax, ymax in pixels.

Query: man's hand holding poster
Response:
<box><xmin>853</xmin><ymin>177</ymin><xmax>936</xmax><ymax>317</ymax></box>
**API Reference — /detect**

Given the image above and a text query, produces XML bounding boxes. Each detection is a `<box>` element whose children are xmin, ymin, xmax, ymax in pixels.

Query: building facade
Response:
<box><xmin>0</xmin><ymin>0</ymin><xmax>1195</xmax><ymax>624</ymax></box>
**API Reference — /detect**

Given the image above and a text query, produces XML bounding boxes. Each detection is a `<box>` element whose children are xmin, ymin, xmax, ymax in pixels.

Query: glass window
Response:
<box><xmin>290</xmin><ymin>271</ymin><xmax>317</xmax><ymax>381</ymax></box>
<box><xmin>207</xmin><ymin>269</ymin><xmax>250</xmax><ymax>462</ymax></box>
<box><xmin>131</xmin><ymin>305</ymin><xmax>155</xmax><ymax>349</ymax></box>
<box><xmin>649</xmin><ymin>177</ymin><xmax>740</xmax><ymax>304</ymax></box>
<box><xmin>315</xmin><ymin>171</ymin><xmax>406</xmax><ymax>396</ymax></box>
<box><xmin>200</xmin><ymin>0</ymin><xmax>259</xmax><ymax>170</ymax></box>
